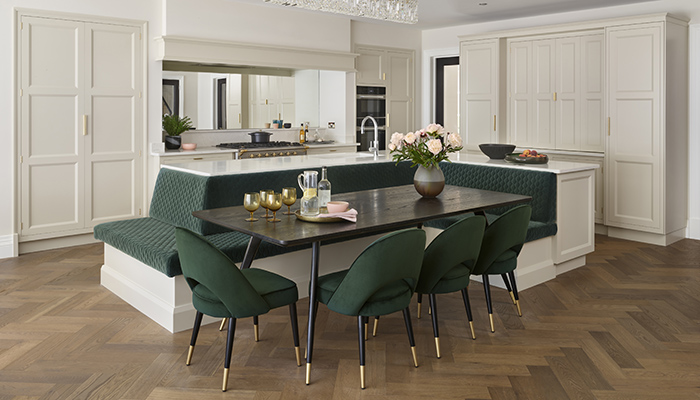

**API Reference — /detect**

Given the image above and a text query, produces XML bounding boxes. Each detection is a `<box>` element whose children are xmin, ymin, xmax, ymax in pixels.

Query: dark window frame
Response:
<box><xmin>435</xmin><ymin>56</ymin><xmax>459</xmax><ymax>127</ymax></box>
<box><xmin>162</xmin><ymin>79</ymin><xmax>180</xmax><ymax>116</ymax></box>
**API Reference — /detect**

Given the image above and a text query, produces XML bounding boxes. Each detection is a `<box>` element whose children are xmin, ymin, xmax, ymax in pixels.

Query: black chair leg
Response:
<box><xmin>460</xmin><ymin>288</ymin><xmax>476</xmax><ymax>340</ymax></box>
<box><xmin>253</xmin><ymin>316</ymin><xmax>259</xmax><ymax>342</ymax></box>
<box><xmin>372</xmin><ymin>316</ymin><xmax>380</xmax><ymax>337</ymax></box>
<box><xmin>508</xmin><ymin>271</ymin><xmax>522</xmax><ymax>317</ymax></box>
<box><xmin>289</xmin><ymin>303</ymin><xmax>301</xmax><ymax>366</ymax></box>
<box><xmin>186</xmin><ymin>311</ymin><xmax>204</xmax><ymax>366</ymax></box>
<box><xmin>501</xmin><ymin>273</ymin><xmax>516</xmax><ymax>305</ymax></box>
<box><xmin>402</xmin><ymin>308</ymin><xmax>418</xmax><ymax>368</ymax></box>
<box><xmin>428</xmin><ymin>294</ymin><xmax>441</xmax><ymax>358</ymax></box>
<box><xmin>417</xmin><ymin>293</ymin><xmax>423</xmax><ymax>318</ymax></box>
<box><xmin>482</xmin><ymin>275</ymin><xmax>495</xmax><ymax>333</ymax></box>
<box><xmin>222</xmin><ymin>318</ymin><xmax>237</xmax><ymax>392</ymax></box>
<box><xmin>358</xmin><ymin>316</ymin><xmax>366</xmax><ymax>389</ymax></box>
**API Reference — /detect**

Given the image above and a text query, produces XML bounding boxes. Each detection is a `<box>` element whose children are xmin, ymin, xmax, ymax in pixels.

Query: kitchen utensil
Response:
<box><xmin>282</xmin><ymin>187</ymin><xmax>297</xmax><ymax>215</ymax></box>
<box><xmin>243</xmin><ymin>192</ymin><xmax>260</xmax><ymax>222</ymax></box>
<box><xmin>297</xmin><ymin>171</ymin><xmax>319</xmax><ymax>216</ymax></box>
<box><xmin>249</xmin><ymin>131</ymin><xmax>273</xmax><ymax>143</ymax></box>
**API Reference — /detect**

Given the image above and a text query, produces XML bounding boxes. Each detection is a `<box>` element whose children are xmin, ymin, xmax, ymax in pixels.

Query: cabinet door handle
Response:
<box><xmin>387</xmin><ymin>113</ymin><xmax>390</xmax><ymax>127</ymax></box>
<box><xmin>382</xmin><ymin>73</ymin><xmax>386</xmax><ymax>81</ymax></box>
<box><xmin>238</xmin><ymin>113</ymin><xmax>241</xmax><ymax>123</ymax></box>
<box><xmin>82</xmin><ymin>115</ymin><xmax>88</xmax><ymax>136</ymax></box>
<box><xmin>608</xmin><ymin>117</ymin><xmax>611</xmax><ymax>136</ymax></box>
<box><xmin>553</xmin><ymin>92</ymin><xmax>557</xmax><ymax>101</ymax></box>
<box><xmin>493</xmin><ymin>115</ymin><xmax>496</xmax><ymax>131</ymax></box>
<box><xmin>193</xmin><ymin>157</ymin><xmax>203</xmax><ymax>160</ymax></box>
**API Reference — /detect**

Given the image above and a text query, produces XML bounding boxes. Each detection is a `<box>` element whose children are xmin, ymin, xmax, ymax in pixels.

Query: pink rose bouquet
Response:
<box><xmin>389</xmin><ymin>124</ymin><xmax>463</xmax><ymax>168</ymax></box>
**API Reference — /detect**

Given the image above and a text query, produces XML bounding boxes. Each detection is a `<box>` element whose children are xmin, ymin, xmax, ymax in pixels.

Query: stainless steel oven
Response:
<box><xmin>356</xmin><ymin>86</ymin><xmax>386</xmax><ymax>151</ymax></box>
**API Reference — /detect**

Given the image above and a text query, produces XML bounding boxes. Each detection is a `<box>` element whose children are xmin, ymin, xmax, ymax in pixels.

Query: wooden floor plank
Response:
<box><xmin>0</xmin><ymin>235</ymin><xmax>699</xmax><ymax>398</ymax></box>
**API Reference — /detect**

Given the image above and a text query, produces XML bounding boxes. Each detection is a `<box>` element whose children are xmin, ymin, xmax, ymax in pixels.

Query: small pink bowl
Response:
<box><xmin>326</xmin><ymin>201</ymin><xmax>349</xmax><ymax>213</ymax></box>
<box><xmin>181</xmin><ymin>143</ymin><xmax>197</xmax><ymax>150</ymax></box>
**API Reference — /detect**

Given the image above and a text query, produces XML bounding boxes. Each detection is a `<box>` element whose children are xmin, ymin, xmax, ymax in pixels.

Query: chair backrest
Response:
<box><xmin>175</xmin><ymin>227</ymin><xmax>270</xmax><ymax>318</ymax></box>
<box><xmin>471</xmin><ymin>204</ymin><xmax>532</xmax><ymax>276</ymax></box>
<box><xmin>326</xmin><ymin>228</ymin><xmax>426</xmax><ymax>316</ymax></box>
<box><xmin>416</xmin><ymin>215</ymin><xmax>486</xmax><ymax>293</ymax></box>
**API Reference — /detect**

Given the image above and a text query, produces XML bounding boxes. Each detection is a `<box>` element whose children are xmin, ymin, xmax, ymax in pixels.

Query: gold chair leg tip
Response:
<box><xmin>411</xmin><ymin>346</ymin><xmax>418</xmax><ymax>368</ymax></box>
<box><xmin>186</xmin><ymin>345</ymin><xmax>194</xmax><ymax>366</ymax></box>
<box><xmin>469</xmin><ymin>321</ymin><xmax>476</xmax><ymax>340</ymax></box>
<box><xmin>305</xmin><ymin>363</ymin><xmax>311</xmax><ymax>385</ymax></box>
<box><xmin>222</xmin><ymin>368</ymin><xmax>229</xmax><ymax>392</ymax></box>
<box><xmin>435</xmin><ymin>337</ymin><xmax>441</xmax><ymax>359</ymax></box>
<box><xmin>295</xmin><ymin>346</ymin><xmax>301</xmax><ymax>367</ymax></box>
<box><xmin>360</xmin><ymin>365</ymin><xmax>366</xmax><ymax>389</ymax></box>
<box><xmin>516</xmin><ymin>300</ymin><xmax>522</xmax><ymax>317</ymax></box>
<box><xmin>489</xmin><ymin>314</ymin><xmax>495</xmax><ymax>333</ymax></box>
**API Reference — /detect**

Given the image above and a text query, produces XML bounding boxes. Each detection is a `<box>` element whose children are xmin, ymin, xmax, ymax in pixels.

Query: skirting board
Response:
<box><xmin>0</xmin><ymin>234</ymin><xmax>18</xmax><ymax>259</ymax></box>
<box><xmin>607</xmin><ymin>226</ymin><xmax>686</xmax><ymax>246</ymax></box>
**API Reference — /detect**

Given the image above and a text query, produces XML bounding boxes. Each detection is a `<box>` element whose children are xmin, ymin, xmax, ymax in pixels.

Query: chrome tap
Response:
<box><xmin>361</xmin><ymin>116</ymin><xmax>379</xmax><ymax>156</ymax></box>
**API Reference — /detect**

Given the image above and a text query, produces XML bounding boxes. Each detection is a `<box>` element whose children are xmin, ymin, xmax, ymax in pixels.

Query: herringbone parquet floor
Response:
<box><xmin>1</xmin><ymin>235</ymin><xmax>699</xmax><ymax>399</ymax></box>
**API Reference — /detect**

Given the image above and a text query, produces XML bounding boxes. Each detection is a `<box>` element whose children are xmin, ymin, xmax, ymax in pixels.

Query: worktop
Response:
<box><xmin>151</xmin><ymin>142</ymin><xmax>359</xmax><ymax>157</ymax></box>
<box><xmin>161</xmin><ymin>151</ymin><xmax>599</xmax><ymax>177</ymax></box>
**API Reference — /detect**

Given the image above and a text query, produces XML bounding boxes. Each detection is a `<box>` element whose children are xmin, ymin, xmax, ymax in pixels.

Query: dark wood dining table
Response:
<box><xmin>193</xmin><ymin>184</ymin><xmax>531</xmax><ymax>384</ymax></box>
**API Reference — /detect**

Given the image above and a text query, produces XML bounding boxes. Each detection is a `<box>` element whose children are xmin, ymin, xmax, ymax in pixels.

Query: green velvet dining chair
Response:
<box><xmin>471</xmin><ymin>204</ymin><xmax>532</xmax><ymax>333</ymax></box>
<box><xmin>313</xmin><ymin>228</ymin><xmax>426</xmax><ymax>389</ymax></box>
<box><xmin>175</xmin><ymin>227</ymin><xmax>301</xmax><ymax>392</ymax></box>
<box><xmin>413</xmin><ymin>215</ymin><xmax>486</xmax><ymax>358</ymax></box>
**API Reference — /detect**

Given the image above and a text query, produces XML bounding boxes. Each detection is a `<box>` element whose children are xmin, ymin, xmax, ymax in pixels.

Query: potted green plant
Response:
<box><xmin>162</xmin><ymin>114</ymin><xmax>194</xmax><ymax>150</ymax></box>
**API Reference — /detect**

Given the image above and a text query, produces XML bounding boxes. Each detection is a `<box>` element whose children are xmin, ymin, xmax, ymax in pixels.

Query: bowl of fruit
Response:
<box><xmin>504</xmin><ymin>149</ymin><xmax>548</xmax><ymax>164</ymax></box>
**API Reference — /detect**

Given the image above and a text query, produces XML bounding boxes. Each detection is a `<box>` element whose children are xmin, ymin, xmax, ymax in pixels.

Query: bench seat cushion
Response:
<box><xmin>423</xmin><ymin>213</ymin><xmax>557</xmax><ymax>243</ymax></box>
<box><xmin>94</xmin><ymin>217</ymin><xmax>309</xmax><ymax>277</ymax></box>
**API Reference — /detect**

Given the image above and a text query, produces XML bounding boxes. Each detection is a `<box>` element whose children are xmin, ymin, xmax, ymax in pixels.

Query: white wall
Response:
<box><xmin>164</xmin><ymin>0</ymin><xmax>352</xmax><ymax>52</ymax></box>
<box><xmin>421</xmin><ymin>0</ymin><xmax>700</xmax><ymax>240</ymax></box>
<box><xmin>319</xmin><ymin>70</ymin><xmax>349</xmax><ymax>142</ymax></box>
<box><xmin>0</xmin><ymin>0</ymin><xmax>162</xmax><ymax>258</ymax></box>
<box><xmin>351</xmin><ymin>20</ymin><xmax>423</xmax><ymax>131</ymax></box>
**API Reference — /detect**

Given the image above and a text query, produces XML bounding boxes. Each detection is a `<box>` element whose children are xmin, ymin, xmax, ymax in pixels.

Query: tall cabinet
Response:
<box><xmin>356</xmin><ymin>45</ymin><xmax>415</xmax><ymax>136</ymax></box>
<box><xmin>460</xmin><ymin>39</ymin><xmax>506</xmax><ymax>150</ymax></box>
<box><xmin>605</xmin><ymin>20</ymin><xmax>688</xmax><ymax>241</ymax></box>
<box><xmin>459</xmin><ymin>14</ymin><xmax>688</xmax><ymax>245</ymax></box>
<box><xmin>18</xmin><ymin>13</ymin><xmax>144</xmax><ymax>243</ymax></box>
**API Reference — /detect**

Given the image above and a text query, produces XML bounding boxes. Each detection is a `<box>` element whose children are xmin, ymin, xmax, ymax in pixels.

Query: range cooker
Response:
<box><xmin>216</xmin><ymin>141</ymin><xmax>307</xmax><ymax>159</ymax></box>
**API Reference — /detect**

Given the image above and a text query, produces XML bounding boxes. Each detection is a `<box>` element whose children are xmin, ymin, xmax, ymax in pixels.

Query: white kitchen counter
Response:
<box><xmin>161</xmin><ymin>151</ymin><xmax>599</xmax><ymax>177</ymax></box>
<box><xmin>152</xmin><ymin>142</ymin><xmax>359</xmax><ymax>158</ymax></box>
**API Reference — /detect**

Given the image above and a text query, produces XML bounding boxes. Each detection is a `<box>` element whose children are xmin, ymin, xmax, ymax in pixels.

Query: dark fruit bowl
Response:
<box><xmin>479</xmin><ymin>143</ymin><xmax>517</xmax><ymax>159</ymax></box>
<box><xmin>504</xmin><ymin>153</ymin><xmax>549</xmax><ymax>164</ymax></box>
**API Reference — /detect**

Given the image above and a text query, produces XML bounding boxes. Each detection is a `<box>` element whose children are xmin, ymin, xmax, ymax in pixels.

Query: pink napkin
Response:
<box><xmin>317</xmin><ymin>208</ymin><xmax>358</xmax><ymax>222</ymax></box>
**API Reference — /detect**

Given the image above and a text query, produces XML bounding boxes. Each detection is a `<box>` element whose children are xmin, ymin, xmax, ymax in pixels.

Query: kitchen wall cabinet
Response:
<box><xmin>508</xmin><ymin>32</ymin><xmax>604</xmax><ymax>152</ymax></box>
<box><xmin>355</xmin><ymin>45</ymin><xmax>414</xmax><ymax>137</ymax></box>
<box><xmin>18</xmin><ymin>14</ymin><xmax>143</xmax><ymax>241</ymax></box>
<box><xmin>460</xmin><ymin>39</ymin><xmax>506</xmax><ymax>150</ymax></box>
<box><xmin>249</xmin><ymin>75</ymin><xmax>295</xmax><ymax>128</ymax></box>
<box><xmin>459</xmin><ymin>13</ymin><xmax>687</xmax><ymax>245</ymax></box>
<box><xmin>605</xmin><ymin>20</ymin><xmax>688</xmax><ymax>242</ymax></box>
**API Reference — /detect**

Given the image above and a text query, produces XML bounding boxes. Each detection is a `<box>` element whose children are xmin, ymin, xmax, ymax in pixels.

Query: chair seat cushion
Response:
<box><xmin>242</xmin><ymin>268</ymin><xmax>299</xmax><ymax>310</ymax></box>
<box><xmin>190</xmin><ymin>268</ymin><xmax>298</xmax><ymax>318</ymax></box>
<box><xmin>422</xmin><ymin>264</ymin><xmax>471</xmax><ymax>294</ymax></box>
<box><xmin>316</xmin><ymin>269</ymin><xmax>413</xmax><ymax>317</ymax></box>
<box><xmin>484</xmin><ymin>249</ymin><xmax>518</xmax><ymax>275</ymax></box>
<box><xmin>424</xmin><ymin>213</ymin><xmax>557</xmax><ymax>243</ymax></box>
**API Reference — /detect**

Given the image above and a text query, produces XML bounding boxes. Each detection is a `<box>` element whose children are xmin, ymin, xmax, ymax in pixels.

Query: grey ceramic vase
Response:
<box><xmin>165</xmin><ymin>135</ymin><xmax>181</xmax><ymax>150</ymax></box>
<box><xmin>413</xmin><ymin>165</ymin><xmax>445</xmax><ymax>198</ymax></box>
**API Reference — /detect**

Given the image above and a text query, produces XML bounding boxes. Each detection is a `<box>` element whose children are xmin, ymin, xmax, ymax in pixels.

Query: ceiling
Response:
<box><xmin>237</xmin><ymin>0</ymin><xmax>656</xmax><ymax>29</ymax></box>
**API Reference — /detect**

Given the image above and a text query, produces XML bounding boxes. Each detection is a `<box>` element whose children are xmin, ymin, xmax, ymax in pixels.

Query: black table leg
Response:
<box><xmin>240</xmin><ymin>236</ymin><xmax>262</xmax><ymax>270</ymax></box>
<box><xmin>306</xmin><ymin>241</ymin><xmax>321</xmax><ymax>385</ymax></box>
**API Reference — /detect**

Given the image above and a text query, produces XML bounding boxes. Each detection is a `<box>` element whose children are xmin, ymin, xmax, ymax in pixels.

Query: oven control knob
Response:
<box><xmin>293</xmin><ymin>151</ymin><xmax>297</xmax><ymax>155</ymax></box>
<box><xmin>257</xmin><ymin>154</ymin><xmax>262</xmax><ymax>158</ymax></box>
<box><xmin>265</xmin><ymin>153</ymin><xmax>270</xmax><ymax>157</ymax></box>
<box><xmin>286</xmin><ymin>152</ymin><xmax>291</xmax><ymax>156</ymax></box>
<box><xmin>271</xmin><ymin>152</ymin><xmax>277</xmax><ymax>157</ymax></box>
<box><xmin>249</xmin><ymin>154</ymin><xmax>254</xmax><ymax>158</ymax></box>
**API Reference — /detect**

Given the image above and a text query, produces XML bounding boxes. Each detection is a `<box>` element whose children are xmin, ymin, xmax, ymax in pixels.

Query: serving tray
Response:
<box><xmin>294</xmin><ymin>209</ymin><xmax>345</xmax><ymax>223</ymax></box>
<box><xmin>504</xmin><ymin>153</ymin><xmax>549</xmax><ymax>164</ymax></box>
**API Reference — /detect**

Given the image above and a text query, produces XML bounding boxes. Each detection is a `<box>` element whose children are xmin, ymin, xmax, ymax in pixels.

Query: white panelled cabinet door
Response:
<box><xmin>84</xmin><ymin>22</ymin><xmax>142</xmax><ymax>228</ymax></box>
<box><xmin>532</xmin><ymin>39</ymin><xmax>556</xmax><ymax>148</ymax></box>
<box><xmin>580</xmin><ymin>34</ymin><xmax>605</xmax><ymax>152</ymax></box>
<box><xmin>19</xmin><ymin>15</ymin><xmax>143</xmax><ymax>239</ymax></box>
<box><xmin>554</xmin><ymin>37</ymin><xmax>580</xmax><ymax>151</ymax></box>
<box><xmin>20</xmin><ymin>17</ymin><xmax>86</xmax><ymax>237</ymax></box>
<box><xmin>509</xmin><ymin>40</ymin><xmax>532</xmax><ymax>147</ymax></box>
<box><xmin>227</xmin><ymin>74</ymin><xmax>242</xmax><ymax>129</ymax></box>
<box><xmin>355</xmin><ymin>47</ymin><xmax>385</xmax><ymax>86</ymax></box>
<box><xmin>605</xmin><ymin>23</ymin><xmax>662</xmax><ymax>232</ymax></box>
<box><xmin>461</xmin><ymin>39</ymin><xmax>500</xmax><ymax>149</ymax></box>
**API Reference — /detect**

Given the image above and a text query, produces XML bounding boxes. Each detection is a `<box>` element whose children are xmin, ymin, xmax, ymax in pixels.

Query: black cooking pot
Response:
<box><xmin>248</xmin><ymin>131</ymin><xmax>273</xmax><ymax>143</ymax></box>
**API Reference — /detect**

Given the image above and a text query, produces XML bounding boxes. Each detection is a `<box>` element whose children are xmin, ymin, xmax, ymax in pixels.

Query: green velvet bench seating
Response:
<box><xmin>94</xmin><ymin>159</ymin><xmax>571</xmax><ymax>332</ymax></box>
<box><xmin>94</xmin><ymin>162</ymin><xmax>556</xmax><ymax>278</ymax></box>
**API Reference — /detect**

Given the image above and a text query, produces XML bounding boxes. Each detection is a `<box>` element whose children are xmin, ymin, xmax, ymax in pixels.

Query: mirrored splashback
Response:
<box><xmin>162</xmin><ymin>68</ymin><xmax>321</xmax><ymax>131</ymax></box>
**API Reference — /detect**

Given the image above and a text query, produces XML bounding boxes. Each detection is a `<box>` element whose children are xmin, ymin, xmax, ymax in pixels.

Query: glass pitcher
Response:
<box><xmin>298</xmin><ymin>170</ymin><xmax>320</xmax><ymax>216</ymax></box>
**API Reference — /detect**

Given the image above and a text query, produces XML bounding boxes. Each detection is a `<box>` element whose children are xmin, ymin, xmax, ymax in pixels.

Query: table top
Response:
<box><xmin>193</xmin><ymin>185</ymin><xmax>531</xmax><ymax>247</ymax></box>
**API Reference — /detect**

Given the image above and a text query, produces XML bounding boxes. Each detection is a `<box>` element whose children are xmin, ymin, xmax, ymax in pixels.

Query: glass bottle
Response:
<box><xmin>318</xmin><ymin>166</ymin><xmax>331</xmax><ymax>208</ymax></box>
<box><xmin>299</xmin><ymin>124</ymin><xmax>306</xmax><ymax>143</ymax></box>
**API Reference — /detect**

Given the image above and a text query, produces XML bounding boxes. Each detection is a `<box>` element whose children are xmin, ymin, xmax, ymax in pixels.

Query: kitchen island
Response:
<box><xmin>98</xmin><ymin>151</ymin><xmax>598</xmax><ymax>332</ymax></box>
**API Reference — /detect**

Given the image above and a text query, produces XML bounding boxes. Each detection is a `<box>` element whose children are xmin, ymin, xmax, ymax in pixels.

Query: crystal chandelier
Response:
<box><xmin>263</xmin><ymin>0</ymin><xmax>418</xmax><ymax>24</ymax></box>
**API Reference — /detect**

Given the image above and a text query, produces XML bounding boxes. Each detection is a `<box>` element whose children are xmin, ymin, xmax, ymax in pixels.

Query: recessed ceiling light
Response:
<box><xmin>479</xmin><ymin>2</ymin><xmax>487</xmax><ymax>5</ymax></box>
